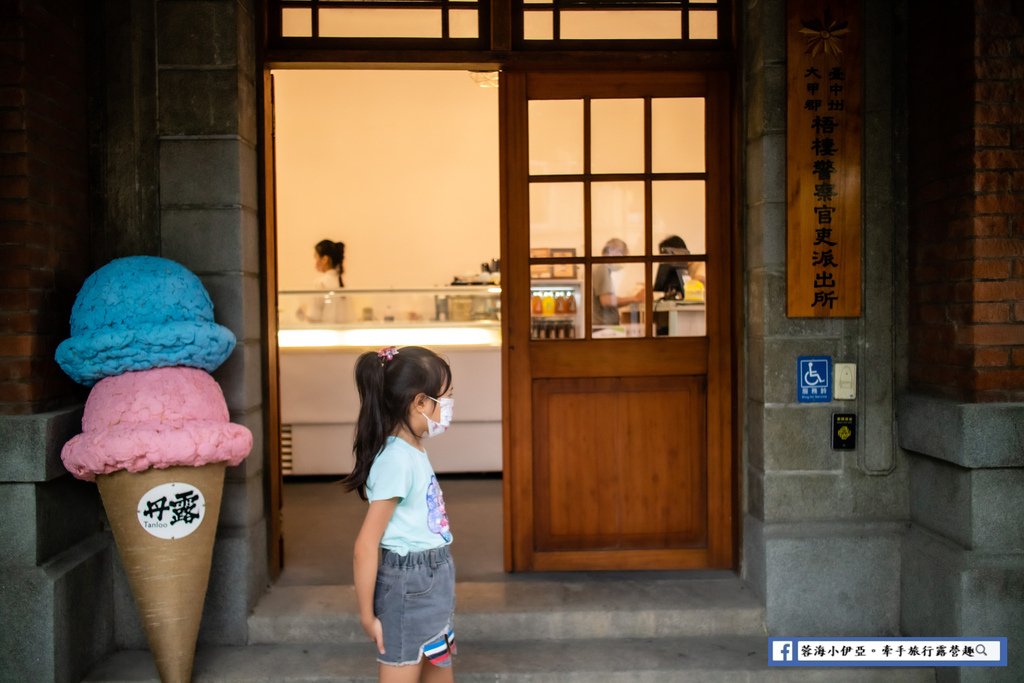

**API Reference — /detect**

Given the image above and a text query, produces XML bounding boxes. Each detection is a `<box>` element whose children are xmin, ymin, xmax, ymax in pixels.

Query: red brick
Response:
<box><xmin>972</xmin><ymin>237</ymin><xmax>1024</xmax><ymax>257</ymax></box>
<box><xmin>0</xmin><ymin>358</ymin><xmax>30</xmax><ymax>382</ymax></box>
<box><xmin>973</xmin><ymin>194</ymin><xmax>1024</xmax><ymax>214</ymax></box>
<box><xmin>0</xmin><ymin>334</ymin><xmax>38</xmax><ymax>356</ymax></box>
<box><xmin>1015</xmin><ymin>303</ymin><xmax>1024</xmax><ymax>321</ymax></box>
<box><xmin>972</xmin><ymin>368</ymin><xmax>1024</xmax><ymax>390</ymax></box>
<box><xmin>1012</xmin><ymin>348</ymin><xmax>1024</xmax><ymax>366</ymax></box>
<box><xmin>0</xmin><ymin>267</ymin><xmax>53</xmax><ymax>288</ymax></box>
<box><xmin>0</xmin><ymin>289</ymin><xmax>46</xmax><ymax>311</ymax></box>
<box><xmin>973</xmin><ymin>171</ymin><xmax>1013</xmax><ymax>193</ymax></box>
<box><xmin>956</xmin><ymin>323</ymin><xmax>1024</xmax><ymax>345</ymax></box>
<box><xmin>955</xmin><ymin>302</ymin><xmax>1012</xmax><ymax>323</ymax></box>
<box><xmin>0</xmin><ymin>382</ymin><xmax>37</xmax><ymax>402</ymax></box>
<box><xmin>975</xmin><ymin>80</ymin><xmax>1024</xmax><ymax>102</ymax></box>
<box><xmin>973</xmin><ymin>347</ymin><xmax>1011</xmax><ymax>367</ymax></box>
<box><xmin>974</xmin><ymin>148</ymin><xmax>1024</xmax><ymax>169</ymax></box>
<box><xmin>975</xmin><ymin>103</ymin><xmax>1024</xmax><ymax>126</ymax></box>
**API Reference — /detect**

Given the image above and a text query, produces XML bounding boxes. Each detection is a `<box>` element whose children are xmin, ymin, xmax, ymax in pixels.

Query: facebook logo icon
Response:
<box><xmin>770</xmin><ymin>639</ymin><xmax>797</xmax><ymax>663</ymax></box>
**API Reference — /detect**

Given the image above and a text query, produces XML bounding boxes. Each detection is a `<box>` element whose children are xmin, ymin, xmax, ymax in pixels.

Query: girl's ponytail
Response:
<box><xmin>344</xmin><ymin>350</ymin><xmax>389</xmax><ymax>499</ymax></box>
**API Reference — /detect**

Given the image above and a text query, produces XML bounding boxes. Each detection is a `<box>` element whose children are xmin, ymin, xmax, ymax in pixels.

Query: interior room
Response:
<box><xmin>272</xmin><ymin>69</ymin><xmax>504</xmax><ymax>581</ymax></box>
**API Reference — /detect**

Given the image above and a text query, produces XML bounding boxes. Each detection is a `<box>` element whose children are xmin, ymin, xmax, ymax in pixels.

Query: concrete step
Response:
<box><xmin>248</xmin><ymin>577</ymin><xmax>767</xmax><ymax>645</ymax></box>
<box><xmin>83</xmin><ymin>638</ymin><xmax>935</xmax><ymax>682</ymax></box>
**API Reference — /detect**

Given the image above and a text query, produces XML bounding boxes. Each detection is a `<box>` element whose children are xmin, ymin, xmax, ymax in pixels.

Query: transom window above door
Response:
<box><xmin>270</xmin><ymin>0</ymin><xmax>728</xmax><ymax>49</ymax></box>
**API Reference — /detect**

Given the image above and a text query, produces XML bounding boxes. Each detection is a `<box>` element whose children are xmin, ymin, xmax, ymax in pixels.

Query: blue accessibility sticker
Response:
<box><xmin>797</xmin><ymin>356</ymin><xmax>832</xmax><ymax>403</ymax></box>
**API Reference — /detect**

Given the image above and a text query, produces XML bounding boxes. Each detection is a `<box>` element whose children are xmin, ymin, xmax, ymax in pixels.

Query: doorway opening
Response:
<box><xmin>270</xmin><ymin>69</ymin><xmax>505</xmax><ymax>584</ymax></box>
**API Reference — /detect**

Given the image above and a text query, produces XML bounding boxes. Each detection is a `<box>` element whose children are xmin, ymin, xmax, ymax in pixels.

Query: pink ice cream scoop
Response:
<box><xmin>62</xmin><ymin>367</ymin><xmax>252</xmax><ymax>481</ymax></box>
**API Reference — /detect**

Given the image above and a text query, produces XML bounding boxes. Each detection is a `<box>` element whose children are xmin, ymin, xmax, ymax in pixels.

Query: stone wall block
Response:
<box><xmin>238</xmin><ymin>69</ymin><xmax>258</xmax><ymax>144</ymax></box>
<box><xmin>744</xmin><ymin>200</ymin><xmax>786</xmax><ymax>270</ymax></box>
<box><xmin>159</xmin><ymin>139</ymin><xmax>245</xmax><ymax>208</ymax></box>
<box><xmin>741</xmin><ymin>515</ymin><xmax>767</xmax><ymax>598</ymax></box>
<box><xmin>971</xmin><ymin>468</ymin><xmax>1024</xmax><ymax>551</ymax></box>
<box><xmin>763</xmin><ymin>471</ymin><xmax>850</xmax><ymax>521</ymax></box>
<box><xmin>753</xmin><ymin>270</ymin><xmax>845</xmax><ymax>338</ymax></box>
<box><xmin>746</xmin><ymin>400</ymin><xmax>766</xmax><ymax>472</ymax></box>
<box><xmin>199</xmin><ymin>273</ymin><xmax>262</xmax><ymax>343</ymax></box>
<box><xmin>158</xmin><ymin>68</ymin><xmax>240</xmax><ymax>136</ymax></box>
<box><xmin>157</xmin><ymin>0</ymin><xmax>237</xmax><ymax>66</ymax></box>
<box><xmin>219</xmin><ymin>470</ymin><xmax>265</xmax><ymax>529</ymax></box>
<box><xmin>901</xmin><ymin>527</ymin><xmax>961</xmax><ymax>636</ymax></box>
<box><xmin>766</xmin><ymin>526</ymin><xmax>902</xmax><ymax>634</ymax></box>
<box><xmin>746</xmin><ymin>466</ymin><xmax>765</xmax><ymax>521</ymax></box>
<box><xmin>0</xmin><ymin>407</ymin><xmax>84</xmax><ymax>482</ymax></box>
<box><xmin>212</xmin><ymin>341</ymin><xmax>264</xmax><ymax>414</ymax></box>
<box><xmin>226</xmin><ymin>407</ymin><xmax>264</xmax><ymax>481</ymax></box>
<box><xmin>745</xmin><ymin>132</ymin><xmax>785</xmax><ymax>206</ymax></box>
<box><xmin>747</xmin><ymin>335</ymin><xmax>765</xmax><ymax>402</ymax></box>
<box><xmin>200</xmin><ymin>523</ymin><xmax>268</xmax><ymax>645</ymax></box>
<box><xmin>909</xmin><ymin>454</ymin><xmax>973</xmax><ymax>547</ymax></box>
<box><xmin>1</xmin><ymin>535</ymin><xmax>113</xmax><ymax>683</ymax></box>
<box><xmin>762</xmin><ymin>404</ymin><xmax>845</xmax><ymax>472</ymax></box>
<box><xmin>899</xmin><ymin>394</ymin><xmax>1024</xmax><ymax>468</ymax></box>
<box><xmin>161</xmin><ymin>207</ymin><xmax>247</xmax><ymax>272</ymax></box>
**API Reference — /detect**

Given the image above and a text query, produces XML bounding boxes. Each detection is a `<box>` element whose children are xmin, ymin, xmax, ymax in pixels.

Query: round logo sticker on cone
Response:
<box><xmin>136</xmin><ymin>481</ymin><xmax>207</xmax><ymax>540</ymax></box>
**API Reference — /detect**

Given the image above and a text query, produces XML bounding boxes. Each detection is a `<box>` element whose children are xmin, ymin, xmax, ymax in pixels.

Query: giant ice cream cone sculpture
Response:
<box><xmin>56</xmin><ymin>256</ymin><xmax>251</xmax><ymax>683</ymax></box>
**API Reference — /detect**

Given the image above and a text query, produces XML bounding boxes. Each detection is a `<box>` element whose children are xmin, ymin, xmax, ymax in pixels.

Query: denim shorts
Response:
<box><xmin>374</xmin><ymin>545</ymin><xmax>456</xmax><ymax>667</ymax></box>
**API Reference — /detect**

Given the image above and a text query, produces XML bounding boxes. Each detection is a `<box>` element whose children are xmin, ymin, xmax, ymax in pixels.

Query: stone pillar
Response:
<box><xmin>742</xmin><ymin>0</ymin><xmax>910</xmax><ymax>634</ymax></box>
<box><xmin>901</xmin><ymin>2</ymin><xmax>1024</xmax><ymax>680</ymax></box>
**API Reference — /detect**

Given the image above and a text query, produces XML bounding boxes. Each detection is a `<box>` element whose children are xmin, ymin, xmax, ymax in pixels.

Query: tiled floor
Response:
<box><xmin>278</xmin><ymin>475</ymin><xmax>505</xmax><ymax>585</ymax></box>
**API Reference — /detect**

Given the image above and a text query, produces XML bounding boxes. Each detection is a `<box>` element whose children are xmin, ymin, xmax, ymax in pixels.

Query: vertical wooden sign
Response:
<box><xmin>786</xmin><ymin>0</ymin><xmax>862</xmax><ymax>317</ymax></box>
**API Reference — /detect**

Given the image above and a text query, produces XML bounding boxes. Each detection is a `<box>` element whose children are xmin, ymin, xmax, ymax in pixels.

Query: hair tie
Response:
<box><xmin>377</xmin><ymin>346</ymin><xmax>399</xmax><ymax>364</ymax></box>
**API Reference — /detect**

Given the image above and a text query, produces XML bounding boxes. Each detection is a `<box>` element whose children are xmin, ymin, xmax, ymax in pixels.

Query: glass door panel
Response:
<box><xmin>591</xmin><ymin>181</ymin><xmax>646</xmax><ymax>258</ymax></box>
<box><xmin>652</xmin><ymin>98</ymin><xmax>705</xmax><ymax>173</ymax></box>
<box><xmin>591</xmin><ymin>262</ymin><xmax>646</xmax><ymax>338</ymax></box>
<box><xmin>652</xmin><ymin>262</ymin><xmax>707</xmax><ymax>337</ymax></box>
<box><xmin>591</xmin><ymin>99</ymin><xmax>645</xmax><ymax>174</ymax></box>
<box><xmin>529</xmin><ymin>182</ymin><xmax>584</xmax><ymax>255</ymax></box>
<box><xmin>529</xmin><ymin>100</ymin><xmax>583</xmax><ymax>175</ymax></box>
<box><xmin>653</xmin><ymin>180</ymin><xmax>706</xmax><ymax>256</ymax></box>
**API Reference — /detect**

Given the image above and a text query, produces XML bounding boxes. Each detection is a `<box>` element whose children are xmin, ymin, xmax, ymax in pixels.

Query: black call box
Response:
<box><xmin>832</xmin><ymin>413</ymin><xmax>856</xmax><ymax>450</ymax></box>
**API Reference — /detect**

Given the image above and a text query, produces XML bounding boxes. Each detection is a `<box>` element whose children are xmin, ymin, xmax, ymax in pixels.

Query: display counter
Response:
<box><xmin>278</xmin><ymin>287</ymin><xmax>502</xmax><ymax>475</ymax></box>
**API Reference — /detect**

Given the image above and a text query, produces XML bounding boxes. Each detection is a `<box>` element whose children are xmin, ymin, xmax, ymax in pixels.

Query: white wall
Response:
<box><xmin>273</xmin><ymin>70</ymin><xmax>500</xmax><ymax>291</ymax></box>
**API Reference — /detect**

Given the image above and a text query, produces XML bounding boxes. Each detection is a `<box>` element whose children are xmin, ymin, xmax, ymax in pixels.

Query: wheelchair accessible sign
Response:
<box><xmin>798</xmin><ymin>356</ymin><xmax>832</xmax><ymax>403</ymax></box>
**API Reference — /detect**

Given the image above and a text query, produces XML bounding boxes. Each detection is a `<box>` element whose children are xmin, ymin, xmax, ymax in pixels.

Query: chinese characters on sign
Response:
<box><xmin>136</xmin><ymin>481</ymin><xmax>207</xmax><ymax>540</ymax></box>
<box><xmin>786</xmin><ymin>0</ymin><xmax>862</xmax><ymax>317</ymax></box>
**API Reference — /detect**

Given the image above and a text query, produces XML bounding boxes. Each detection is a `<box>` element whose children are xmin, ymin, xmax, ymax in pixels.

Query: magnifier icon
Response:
<box><xmin>975</xmin><ymin>644</ymin><xmax>988</xmax><ymax>656</ymax></box>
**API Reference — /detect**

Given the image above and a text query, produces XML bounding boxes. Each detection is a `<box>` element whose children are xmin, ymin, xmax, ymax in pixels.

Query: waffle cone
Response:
<box><xmin>97</xmin><ymin>463</ymin><xmax>226</xmax><ymax>683</ymax></box>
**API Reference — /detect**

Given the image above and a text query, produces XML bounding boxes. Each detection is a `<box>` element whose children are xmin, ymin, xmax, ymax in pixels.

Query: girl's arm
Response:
<box><xmin>353</xmin><ymin>497</ymin><xmax>399</xmax><ymax>654</ymax></box>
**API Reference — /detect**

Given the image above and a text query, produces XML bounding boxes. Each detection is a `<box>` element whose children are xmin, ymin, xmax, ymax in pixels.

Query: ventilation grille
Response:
<box><xmin>280</xmin><ymin>423</ymin><xmax>294</xmax><ymax>475</ymax></box>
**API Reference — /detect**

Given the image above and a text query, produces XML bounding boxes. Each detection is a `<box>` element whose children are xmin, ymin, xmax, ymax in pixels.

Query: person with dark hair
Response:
<box><xmin>344</xmin><ymin>346</ymin><xmax>458</xmax><ymax>681</ymax></box>
<box><xmin>657</xmin><ymin>234</ymin><xmax>705</xmax><ymax>285</ymax></box>
<box><xmin>298</xmin><ymin>239</ymin><xmax>346</xmax><ymax>322</ymax></box>
<box><xmin>314</xmin><ymin>238</ymin><xmax>345</xmax><ymax>289</ymax></box>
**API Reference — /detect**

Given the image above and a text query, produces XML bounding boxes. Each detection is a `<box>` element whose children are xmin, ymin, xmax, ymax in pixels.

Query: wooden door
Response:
<box><xmin>501</xmin><ymin>71</ymin><xmax>735</xmax><ymax>571</ymax></box>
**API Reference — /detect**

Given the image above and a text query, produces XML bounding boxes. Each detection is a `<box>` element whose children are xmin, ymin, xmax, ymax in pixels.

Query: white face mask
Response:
<box><xmin>420</xmin><ymin>395</ymin><xmax>454</xmax><ymax>438</ymax></box>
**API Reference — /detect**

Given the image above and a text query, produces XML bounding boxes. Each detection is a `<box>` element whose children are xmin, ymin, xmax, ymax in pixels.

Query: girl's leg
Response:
<box><xmin>419</xmin><ymin>662</ymin><xmax>454</xmax><ymax>683</ymax></box>
<box><xmin>378</xmin><ymin>662</ymin><xmax>423</xmax><ymax>683</ymax></box>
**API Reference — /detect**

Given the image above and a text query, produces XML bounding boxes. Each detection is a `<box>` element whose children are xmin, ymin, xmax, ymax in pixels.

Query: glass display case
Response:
<box><xmin>278</xmin><ymin>286</ymin><xmax>502</xmax><ymax>348</ymax></box>
<box><xmin>529</xmin><ymin>279</ymin><xmax>583</xmax><ymax>340</ymax></box>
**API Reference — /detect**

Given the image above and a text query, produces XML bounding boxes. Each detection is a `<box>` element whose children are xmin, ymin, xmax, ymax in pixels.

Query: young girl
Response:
<box><xmin>344</xmin><ymin>345</ymin><xmax>457</xmax><ymax>682</ymax></box>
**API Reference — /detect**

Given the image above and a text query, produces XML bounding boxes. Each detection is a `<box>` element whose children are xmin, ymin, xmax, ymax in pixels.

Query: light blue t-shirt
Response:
<box><xmin>366</xmin><ymin>436</ymin><xmax>453</xmax><ymax>555</ymax></box>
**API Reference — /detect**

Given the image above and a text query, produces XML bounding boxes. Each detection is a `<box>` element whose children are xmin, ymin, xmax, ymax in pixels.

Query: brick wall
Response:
<box><xmin>0</xmin><ymin>1</ymin><xmax>90</xmax><ymax>414</ymax></box>
<box><xmin>908</xmin><ymin>0</ymin><xmax>1024</xmax><ymax>402</ymax></box>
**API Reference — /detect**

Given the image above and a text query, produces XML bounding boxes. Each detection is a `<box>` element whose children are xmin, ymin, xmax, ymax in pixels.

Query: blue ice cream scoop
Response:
<box><xmin>55</xmin><ymin>256</ymin><xmax>236</xmax><ymax>385</ymax></box>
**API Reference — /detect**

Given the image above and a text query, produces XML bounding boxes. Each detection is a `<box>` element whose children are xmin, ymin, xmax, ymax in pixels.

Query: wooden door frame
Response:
<box><xmin>500</xmin><ymin>69</ymin><xmax>738</xmax><ymax>572</ymax></box>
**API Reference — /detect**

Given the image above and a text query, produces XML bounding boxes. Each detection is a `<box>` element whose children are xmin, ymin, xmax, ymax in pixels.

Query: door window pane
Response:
<box><xmin>450</xmin><ymin>10</ymin><xmax>478</xmax><ymax>38</ymax></box>
<box><xmin>530</xmin><ymin>282</ymin><xmax>581</xmax><ymax>340</ymax></box>
<box><xmin>530</xmin><ymin>182</ymin><xmax>584</xmax><ymax>254</ymax></box>
<box><xmin>652</xmin><ymin>98</ymin><xmax>705</xmax><ymax>173</ymax></box>
<box><xmin>591</xmin><ymin>99</ymin><xmax>644</xmax><ymax>174</ymax></box>
<box><xmin>652</xmin><ymin>262</ymin><xmax>706</xmax><ymax>337</ymax></box>
<box><xmin>282</xmin><ymin>8</ymin><xmax>312</xmax><ymax>37</ymax></box>
<box><xmin>529</xmin><ymin>100</ymin><xmax>583</xmax><ymax>175</ymax></box>
<box><xmin>653</xmin><ymin>180</ymin><xmax>705</xmax><ymax>255</ymax></box>
<box><xmin>591</xmin><ymin>262</ymin><xmax>646</xmax><ymax>338</ymax></box>
<box><xmin>591</xmin><ymin>181</ymin><xmax>645</xmax><ymax>258</ymax></box>
<box><xmin>523</xmin><ymin>9</ymin><xmax>553</xmax><ymax>40</ymax></box>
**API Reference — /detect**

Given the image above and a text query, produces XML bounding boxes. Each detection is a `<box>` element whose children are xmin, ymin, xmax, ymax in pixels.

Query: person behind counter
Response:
<box><xmin>592</xmin><ymin>237</ymin><xmax>645</xmax><ymax>325</ymax></box>
<box><xmin>298</xmin><ymin>239</ymin><xmax>346</xmax><ymax>322</ymax></box>
<box><xmin>658</xmin><ymin>235</ymin><xmax>705</xmax><ymax>286</ymax></box>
